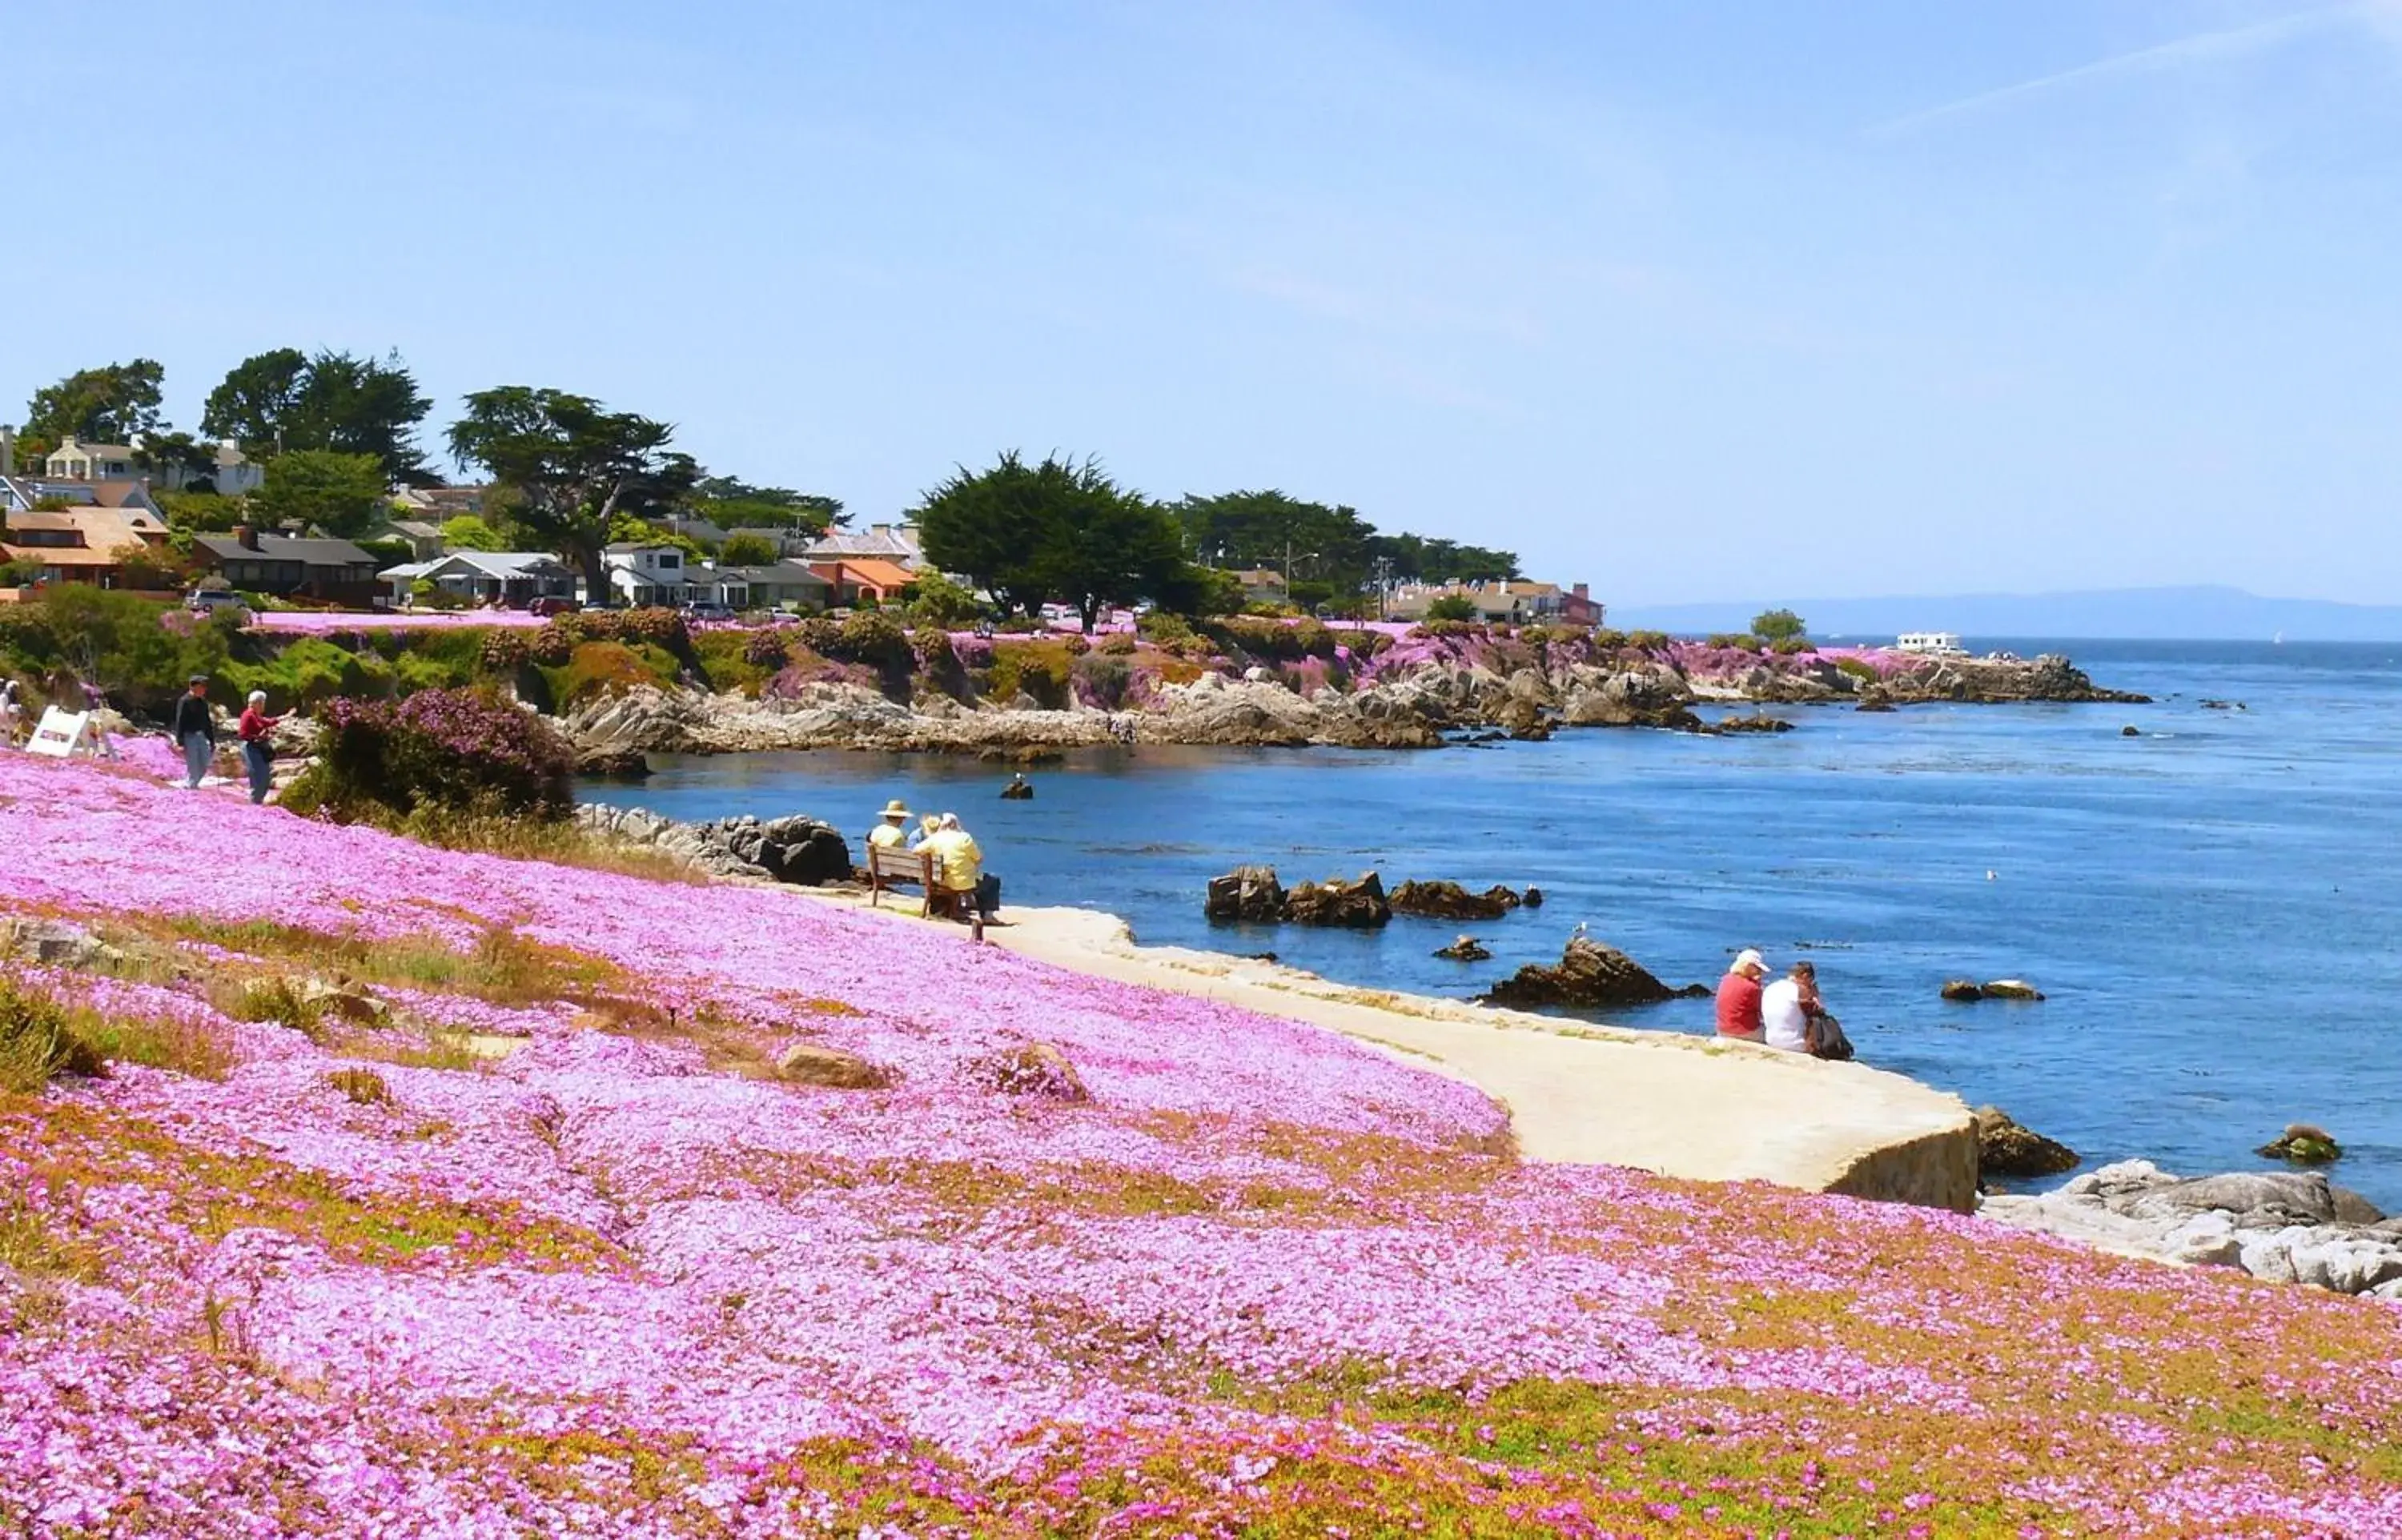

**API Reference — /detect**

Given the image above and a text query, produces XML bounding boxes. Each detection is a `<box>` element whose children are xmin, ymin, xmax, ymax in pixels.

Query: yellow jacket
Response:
<box><xmin>921</xmin><ymin>828</ymin><xmax>982</xmax><ymax>891</ymax></box>
<box><xmin>867</xmin><ymin>823</ymin><xmax>907</xmax><ymax>849</ymax></box>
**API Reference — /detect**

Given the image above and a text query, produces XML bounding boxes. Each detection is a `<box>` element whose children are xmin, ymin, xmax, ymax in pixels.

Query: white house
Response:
<box><xmin>380</xmin><ymin>551</ymin><xmax>577</xmax><ymax>608</ymax></box>
<box><xmin>42</xmin><ymin>435</ymin><xmax>139</xmax><ymax>481</ymax></box>
<box><xmin>601</xmin><ymin>543</ymin><xmax>690</xmax><ymax>606</ymax></box>
<box><xmin>1894</xmin><ymin>632</ymin><xmax>1966</xmax><ymax>656</ymax></box>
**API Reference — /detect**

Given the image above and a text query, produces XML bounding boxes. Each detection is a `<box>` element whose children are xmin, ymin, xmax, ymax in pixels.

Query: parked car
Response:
<box><xmin>186</xmin><ymin>588</ymin><xmax>249</xmax><ymax>620</ymax></box>
<box><xmin>528</xmin><ymin>596</ymin><xmax>580</xmax><ymax>617</ymax></box>
<box><xmin>683</xmin><ymin>600</ymin><xmax>737</xmax><ymax>623</ymax></box>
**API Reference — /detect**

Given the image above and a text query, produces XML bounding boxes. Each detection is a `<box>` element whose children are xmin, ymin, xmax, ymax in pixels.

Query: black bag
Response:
<box><xmin>1808</xmin><ymin>1013</ymin><xmax>1855</xmax><ymax>1062</ymax></box>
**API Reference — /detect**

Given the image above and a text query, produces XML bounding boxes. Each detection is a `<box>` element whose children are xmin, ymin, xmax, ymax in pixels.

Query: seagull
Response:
<box><xmin>1572</xmin><ymin>920</ymin><xmax>1589</xmax><ymax>937</ymax></box>
<box><xmin>1985</xmin><ymin>870</ymin><xmax>1998</xmax><ymax>881</ymax></box>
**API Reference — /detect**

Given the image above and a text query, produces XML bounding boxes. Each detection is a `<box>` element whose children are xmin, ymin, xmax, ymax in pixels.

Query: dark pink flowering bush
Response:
<box><xmin>284</xmin><ymin>687</ymin><xmax>576</xmax><ymax>824</ymax></box>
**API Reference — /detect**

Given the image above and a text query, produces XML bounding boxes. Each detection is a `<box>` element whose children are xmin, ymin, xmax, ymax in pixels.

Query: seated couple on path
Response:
<box><xmin>1714</xmin><ymin>950</ymin><xmax>1854</xmax><ymax>1061</ymax></box>
<box><xmin>867</xmin><ymin>800</ymin><xmax>1002</xmax><ymax>924</ymax></box>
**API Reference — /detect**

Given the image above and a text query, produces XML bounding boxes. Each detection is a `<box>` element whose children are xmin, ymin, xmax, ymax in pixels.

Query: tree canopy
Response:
<box><xmin>202</xmin><ymin>348</ymin><xmax>436</xmax><ymax>485</ymax></box>
<box><xmin>1171</xmin><ymin>489</ymin><xmax>1521</xmax><ymax>600</ymax></box>
<box><xmin>690</xmin><ymin>476</ymin><xmax>843</xmax><ymax>537</ymax></box>
<box><xmin>716</xmin><ymin>531</ymin><xmax>780</xmax><ymax>567</ymax></box>
<box><xmin>916</xmin><ymin>452</ymin><xmax>1189</xmax><ymax>629</ymax></box>
<box><xmin>438</xmin><ymin>515</ymin><xmax>508</xmax><ymax>552</ymax></box>
<box><xmin>446</xmin><ymin>387</ymin><xmax>697</xmax><ymax>599</ymax></box>
<box><xmin>1749</xmin><ymin>608</ymin><xmax>1808</xmax><ymax>644</ymax></box>
<box><xmin>23</xmin><ymin>360</ymin><xmax>167</xmax><ymax>449</ymax></box>
<box><xmin>251</xmin><ymin>450</ymin><xmax>391</xmax><ymax>539</ymax></box>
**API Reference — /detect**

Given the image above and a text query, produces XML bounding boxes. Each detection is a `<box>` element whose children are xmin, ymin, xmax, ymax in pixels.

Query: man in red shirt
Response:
<box><xmin>1714</xmin><ymin>948</ymin><xmax>1769</xmax><ymax>1041</ymax></box>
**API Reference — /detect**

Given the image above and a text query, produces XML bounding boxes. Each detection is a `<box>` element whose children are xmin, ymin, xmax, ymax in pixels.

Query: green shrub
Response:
<box><xmin>1625</xmin><ymin>629</ymin><xmax>1669</xmax><ymax>652</ymax></box>
<box><xmin>1769</xmin><ymin>636</ymin><xmax>1814</xmax><ymax>656</ymax></box>
<box><xmin>1589</xmin><ymin>628</ymin><xmax>1629</xmax><ymax>651</ymax></box>
<box><xmin>1070</xmin><ymin>653</ymin><xmax>1132</xmax><ymax>708</ymax></box>
<box><xmin>986</xmin><ymin>640</ymin><xmax>1074</xmax><ymax>707</ymax></box>
<box><xmin>1705</xmin><ymin>632</ymin><xmax>1762</xmax><ymax>652</ymax></box>
<box><xmin>905</xmin><ymin>571</ymin><xmax>985</xmax><ymax>628</ymax></box>
<box><xmin>1425</xmin><ymin>594</ymin><xmax>1478</xmax><ymax>622</ymax></box>
<box><xmin>1096</xmin><ymin>633</ymin><xmax>1138</xmax><ymax>656</ymax></box>
<box><xmin>0</xmin><ymin>975</ymin><xmax>106</xmax><ymax>1093</ymax></box>
<box><xmin>282</xmin><ymin>687</ymin><xmax>576</xmax><ymax>828</ymax></box>
<box><xmin>1834</xmin><ymin>656</ymin><xmax>1878</xmax><ymax>680</ymax></box>
<box><xmin>1136</xmin><ymin>611</ymin><xmax>1196</xmax><ymax>646</ymax></box>
<box><xmin>542</xmin><ymin>641</ymin><xmax>679</xmax><ymax>708</ymax></box>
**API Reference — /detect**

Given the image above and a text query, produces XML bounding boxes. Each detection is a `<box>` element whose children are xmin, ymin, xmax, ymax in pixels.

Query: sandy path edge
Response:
<box><xmin>803</xmin><ymin>887</ymin><xmax>1978</xmax><ymax>1212</ymax></box>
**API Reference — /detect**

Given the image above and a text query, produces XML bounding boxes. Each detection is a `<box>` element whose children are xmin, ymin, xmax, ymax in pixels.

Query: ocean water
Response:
<box><xmin>584</xmin><ymin>639</ymin><xmax>2402</xmax><ymax>1208</ymax></box>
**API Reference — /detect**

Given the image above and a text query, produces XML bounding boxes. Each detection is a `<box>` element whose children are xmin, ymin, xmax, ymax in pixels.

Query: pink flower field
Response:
<box><xmin>2</xmin><ymin>753</ymin><xmax>2399</xmax><ymax>1536</ymax></box>
<box><xmin>245</xmin><ymin>610</ymin><xmax>548</xmax><ymax>635</ymax></box>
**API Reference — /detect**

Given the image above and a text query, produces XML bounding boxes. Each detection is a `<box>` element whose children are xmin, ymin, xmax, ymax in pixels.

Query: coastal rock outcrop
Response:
<box><xmin>1943</xmin><ymin>979</ymin><xmax>2045</xmax><ymax>1003</ymax></box>
<box><xmin>1980</xmin><ymin>1158</ymin><xmax>2402</xmax><ymax>1296</ymax></box>
<box><xmin>1388</xmin><ymin>880</ymin><xmax>1521</xmax><ymax>921</ymax></box>
<box><xmin>1973</xmin><ymin>1105</ymin><xmax>2080</xmax><ymax>1179</ymax></box>
<box><xmin>575</xmin><ymin>747</ymin><xmax>652</xmax><ymax>779</ymax></box>
<box><xmin>1705</xmin><ymin>713</ymin><xmax>1795</xmax><ymax>735</ymax></box>
<box><xmin>2258</xmin><ymin>1123</ymin><xmax>2343</xmax><ymax>1165</ymax></box>
<box><xmin>1282</xmin><ymin>872</ymin><xmax>1392</xmax><ymax>928</ymax></box>
<box><xmin>1434</xmin><ymin>935</ymin><xmax>1491</xmax><ymax>962</ymax></box>
<box><xmin>574</xmin><ymin>804</ymin><xmax>853</xmax><ymax>886</ymax></box>
<box><xmin>1204</xmin><ymin>866</ymin><xmax>1287</xmax><ymax>924</ymax></box>
<box><xmin>1</xmin><ymin>916</ymin><xmax>121</xmax><ymax>972</ymax></box>
<box><xmin>1482</xmin><ymin>936</ymin><xmax>1701</xmax><ymax>1010</ymax></box>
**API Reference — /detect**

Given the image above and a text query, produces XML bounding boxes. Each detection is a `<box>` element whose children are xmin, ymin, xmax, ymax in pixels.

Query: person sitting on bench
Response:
<box><xmin>921</xmin><ymin>813</ymin><xmax>1001</xmax><ymax>924</ymax></box>
<box><xmin>866</xmin><ymin>799</ymin><xmax>912</xmax><ymax>850</ymax></box>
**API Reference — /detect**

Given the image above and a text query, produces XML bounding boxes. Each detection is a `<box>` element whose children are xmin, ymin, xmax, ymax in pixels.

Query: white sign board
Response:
<box><xmin>26</xmin><ymin>708</ymin><xmax>90</xmax><ymax>759</ymax></box>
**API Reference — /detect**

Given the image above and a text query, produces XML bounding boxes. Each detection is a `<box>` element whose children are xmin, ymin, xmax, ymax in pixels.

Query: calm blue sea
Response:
<box><xmin>585</xmin><ymin>640</ymin><xmax>2402</xmax><ymax>1207</ymax></box>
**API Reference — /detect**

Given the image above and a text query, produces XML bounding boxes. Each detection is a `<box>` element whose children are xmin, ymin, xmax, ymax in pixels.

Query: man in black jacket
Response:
<box><xmin>171</xmin><ymin>675</ymin><xmax>215</xmax><ymax>788</ymax></box>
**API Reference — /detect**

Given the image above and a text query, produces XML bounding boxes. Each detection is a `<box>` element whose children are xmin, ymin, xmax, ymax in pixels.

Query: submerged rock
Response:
<box><xmin>1973</xmin><ymin>1105</ymin><xmax>2080</xmax><ymax>1179</ymax></box>
<box><xmin>2258</xmin><ymin>1123</ymin><xmax>2343</xmax><ymax>1165</ymax></box>
<box><xmin>1944</xmin><ymin>978</ymin><xmax>2044</xmax><ymax>1003</ymax></box>
<box><xmin>1482</xmin><ymin>936</ymin><xmax>1700</xmax><ymax>1009</ymax></box>
<box><xmin>576</xmin><ymin>746</ymin><xmax>653</xmax><ymax>779</ymax></box>
<box><xmin>1434</xmin><ymin>935</ymin><xmax>1492</xmax><ymax>962</ymax></box>
<box><xmin>1708</xmin><ymin>713</ymin><xmax>1795</xmax><ymax>735</ymax></box>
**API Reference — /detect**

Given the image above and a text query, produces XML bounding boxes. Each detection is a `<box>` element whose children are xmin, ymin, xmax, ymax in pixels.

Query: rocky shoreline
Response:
<box><xmin>560</xmin><ymin>644</ymin><xmax>2143</xmax><ymax>760</ymax></box>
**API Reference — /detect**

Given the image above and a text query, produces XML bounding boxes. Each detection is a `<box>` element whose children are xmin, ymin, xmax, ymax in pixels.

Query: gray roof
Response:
<box><xmin>195</xmin><ymin>533</ymin><xmax>376</xmax><ymax>566</ymax></box>
<box><xmin>724</xmin><ymin>561</ymin><xmax>832</xmax><ymax>587</ymax></box>
<box><xmin>379</xmin><ymin>551</ymin><xmax>567</xmax><ymax>581</ymax></box>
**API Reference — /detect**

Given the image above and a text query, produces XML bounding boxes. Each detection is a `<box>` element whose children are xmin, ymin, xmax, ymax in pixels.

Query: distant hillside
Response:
<box><xmin>1607</xmin><ymin>585</ymin><xmax>2402</xmax><ymax>643</ymax></box>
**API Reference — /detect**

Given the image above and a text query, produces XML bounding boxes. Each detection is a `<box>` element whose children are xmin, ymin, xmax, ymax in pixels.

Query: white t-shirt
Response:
<box><xmin>1761</xmin><ymin>978</ymin><xmax>1810</xmax><ymax>1052</ymax></box>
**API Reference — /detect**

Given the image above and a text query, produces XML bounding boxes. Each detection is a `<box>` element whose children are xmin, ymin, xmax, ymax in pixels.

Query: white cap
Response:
<box><xmin>1731</xmin><ymin>948</ymin><xmax>1766</xmax><ymax>974</ymax></box>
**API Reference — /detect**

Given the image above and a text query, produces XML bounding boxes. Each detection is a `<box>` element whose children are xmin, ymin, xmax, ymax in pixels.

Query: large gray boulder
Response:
<box><xmin>1984</xmin><ymin>1158</ymin><xmax>2402</xmax><ymax>1297</ymax></box>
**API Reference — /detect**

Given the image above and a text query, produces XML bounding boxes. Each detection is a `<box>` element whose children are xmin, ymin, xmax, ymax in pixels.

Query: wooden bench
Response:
<box><xmin>866</xmin><ymin>843</ymin><xmax>984</xmax><ymax>942</ymax></box>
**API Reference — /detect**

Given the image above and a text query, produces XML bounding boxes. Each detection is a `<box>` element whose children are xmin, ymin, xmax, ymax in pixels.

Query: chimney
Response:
<box><xmin>1573</xmin><ymin>583</ymin><xmax>1589</xmax><ymax>600</ymax></box>
<box><xmin>0</xmin><ymin>424</ymin><xmax>12</xmax><ymax>475</ymax></box>
<box><xmin>234</xmin><ymin>523</ymin><xmax>262</xmax><ymax>551</ymax></box>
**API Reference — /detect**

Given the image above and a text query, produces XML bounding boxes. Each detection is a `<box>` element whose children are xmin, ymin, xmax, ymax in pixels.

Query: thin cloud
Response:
<box><xmin>1870</xmin><ymin>4</ymin><xmax>2367</xmax><ymax>137</ymax></box>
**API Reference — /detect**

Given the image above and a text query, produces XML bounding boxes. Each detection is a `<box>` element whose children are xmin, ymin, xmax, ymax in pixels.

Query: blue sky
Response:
<box><xmin>7</xmin><ymin>0</ymin><xmax>2400</xmax><ymax>604</ymax></box>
